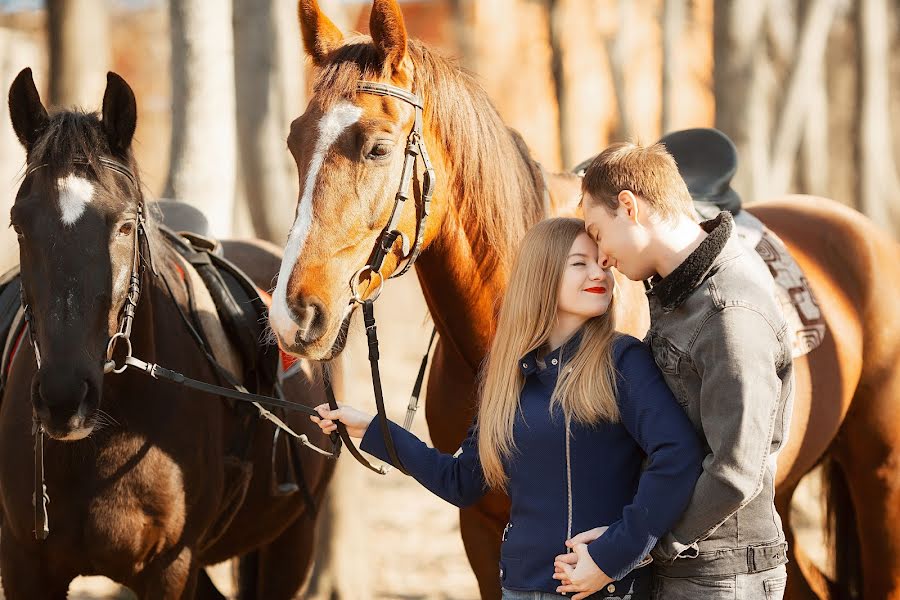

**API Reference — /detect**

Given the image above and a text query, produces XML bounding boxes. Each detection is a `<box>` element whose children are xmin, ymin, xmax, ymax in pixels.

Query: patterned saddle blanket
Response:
<box><xmin>695</xmin><ymin>202</ymin><xmax>827</xmax><ymax>358</ymax></box>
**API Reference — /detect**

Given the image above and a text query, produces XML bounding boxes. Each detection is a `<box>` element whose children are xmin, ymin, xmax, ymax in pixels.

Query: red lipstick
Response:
<box><xmin>584</xmin><ymin>286</ymin><xmax>607</xmax><ymax>294</ymax></box>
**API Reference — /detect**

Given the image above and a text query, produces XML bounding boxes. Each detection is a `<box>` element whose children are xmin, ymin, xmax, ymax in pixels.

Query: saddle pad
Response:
<box><xmin>696</xmin><ymin>203</ymin><xmax>827</xmax><ymax>358</ymax></box>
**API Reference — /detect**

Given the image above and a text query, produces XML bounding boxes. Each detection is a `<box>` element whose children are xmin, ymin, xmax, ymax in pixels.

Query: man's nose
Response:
<box><xmin>595</xmin><ymin>249</ymin><xmax>612</xmax><ymax>269</ymax></box>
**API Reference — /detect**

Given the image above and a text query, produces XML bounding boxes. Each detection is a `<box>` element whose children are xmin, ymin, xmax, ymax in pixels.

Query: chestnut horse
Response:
<box><xmin>273</xmin><ymin>2</ymin><xmax>900</xmax><ymax>598</ymax></box>
<box><xmin>0</xmin><ymin>68</ymin><xmax>335</xmax><ymax>599</ymax></box>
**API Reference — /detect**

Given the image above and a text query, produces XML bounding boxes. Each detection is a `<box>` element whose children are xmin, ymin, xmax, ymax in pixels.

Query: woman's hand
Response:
<box><xmin>310</xmin><ymin>403</ymin><xmax>374</xmax><ymax>439</ymax></box>
<box><xmin>552</xmin><ymin>543</ymin><xmax>613</xmax><ymax>600</ymax></box>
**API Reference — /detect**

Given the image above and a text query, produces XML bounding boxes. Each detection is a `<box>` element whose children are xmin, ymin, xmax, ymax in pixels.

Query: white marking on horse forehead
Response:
<box><xmin>57</xmin><ymin>174</ymin><xmax>95</xmax><ymax>226</ymax></box>
<box><xmin>271</xmin><ymin>101</ymin><xmax>363</xmax><ymax>339</ymax></box>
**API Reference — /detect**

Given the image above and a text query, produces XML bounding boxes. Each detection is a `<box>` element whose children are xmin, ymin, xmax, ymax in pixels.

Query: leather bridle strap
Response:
<box><xmin>324</xmin><ymin>80</ymin><xmax>440</xmax><ymax>476</ymax></box>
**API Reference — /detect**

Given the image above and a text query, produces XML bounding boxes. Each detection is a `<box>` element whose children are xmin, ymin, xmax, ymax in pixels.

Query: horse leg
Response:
<box><xmin>833</xmin><ymin>383</ymin><xmax>900</xmax><ymax>600</ymax></box>
<box><xmin>131</xmin><ymin>546</ymin><xmax>197</xmax><ymax>599</ymax></box>
<box><xmin>776</xmin><ymin>477</ymin><xmax>830</xmax><ymax>600</ymax></box>
<box><xmin>0</xmin><ymin>536</ymin><xmax>70</xmax><ymax>599</ymax></box>
<box><xmin>239</xmin><ymin>513</ymin><xmax>317</xmax><ymax>600</ymax></box>
<box><xmin>460</xmin><ymin>499</ymin><xmax>506</xmax><ymax>600</ymax></box>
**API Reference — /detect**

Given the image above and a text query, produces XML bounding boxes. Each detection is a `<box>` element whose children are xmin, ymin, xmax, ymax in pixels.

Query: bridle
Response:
<box><xmin>20</xmin><ymin>156</ymin><xmax>151</xmax><ymax>540</ymax></box>
<box><xmin>323</xmin><ymin>80</ymin><xmax>438</xmax><ymax>476</ymax></box>
<box><xmin>18</xmin><ymin>156</ymin><xmax>336</xmax><ymax>541</ymax></box>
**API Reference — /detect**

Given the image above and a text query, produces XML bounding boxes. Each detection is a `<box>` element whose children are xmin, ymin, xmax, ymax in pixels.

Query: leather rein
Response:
<box><xmin>323</xmin><ymin>80</ymin><xmax>438</xmax><ymax>477</ymax></box>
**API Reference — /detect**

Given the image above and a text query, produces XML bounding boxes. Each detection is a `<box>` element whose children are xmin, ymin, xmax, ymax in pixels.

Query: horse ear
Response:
<box><xmin>298</xmin><ymin>0</ymin><xmax>344</xmax><ymax>66</ymax></box>
<box><xmin>8</xmin><ymin>67</ymin><xmax>48</xmax><ymax>151</ymax></box>
<box><xmin>370</xmin><ymin>0</ymin><xmax>409</xmax><ymax>76</ymax></box>
<box><xmin>101</xmin><ymin>72</ymin><xmax>137</xmax><ymax>157</ymax></box>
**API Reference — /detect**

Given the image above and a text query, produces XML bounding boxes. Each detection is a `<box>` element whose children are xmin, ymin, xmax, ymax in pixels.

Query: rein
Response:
<box><xmin>321</xmin><ymin>80</ymin><xmax>438</xmax><ymax>476</ymax></box>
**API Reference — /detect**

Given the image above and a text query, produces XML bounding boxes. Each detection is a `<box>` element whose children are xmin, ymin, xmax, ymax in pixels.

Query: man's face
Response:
<box><xmin>582</xmin><ymin>192</ymin><xmax>657</xmax><ymax>281</ymax></box>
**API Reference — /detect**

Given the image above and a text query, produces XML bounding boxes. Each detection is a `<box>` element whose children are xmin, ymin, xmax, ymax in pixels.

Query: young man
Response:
<box><xmin>566</xmin><ymin>141</ymin><xmax>793</xmax><ymax>599</ymax></box>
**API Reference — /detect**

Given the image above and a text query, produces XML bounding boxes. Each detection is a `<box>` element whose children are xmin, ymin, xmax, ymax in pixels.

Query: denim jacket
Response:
<box><xmin>646</xmin><ymin>212</ymin><xmax>794</xmax><ymax>577</ymax></box>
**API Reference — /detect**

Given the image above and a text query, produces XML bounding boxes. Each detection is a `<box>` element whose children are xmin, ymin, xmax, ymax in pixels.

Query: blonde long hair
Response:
<box><xmin>477</xmin><ymin>218</ymin><xmax>620</xmax><ymax>491</ymax></box>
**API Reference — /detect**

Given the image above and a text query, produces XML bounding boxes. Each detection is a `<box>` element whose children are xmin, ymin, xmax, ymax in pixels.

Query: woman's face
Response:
<box><xmin>556</xmin><ymin>232</ymin><xmax>614</xmax><ymax>321</ymax></box>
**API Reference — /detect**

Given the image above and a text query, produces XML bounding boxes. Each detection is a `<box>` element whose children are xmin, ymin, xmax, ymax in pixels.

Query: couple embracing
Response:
<box><xmin>311</xmin><ymin>141</ymin><xmax>794</xmax><ymax>600</ymax></box>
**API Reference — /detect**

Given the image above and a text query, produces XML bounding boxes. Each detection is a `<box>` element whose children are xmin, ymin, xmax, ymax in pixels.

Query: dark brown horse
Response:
<box><xmin>273</xmin><ymin>2</ymin><xmax>900</xmax><ymax>598</ymax></box>
<box><xmin>0</xmin><ymin>68</ymin><xmax>335</xmax><ymax>599</ymax></box>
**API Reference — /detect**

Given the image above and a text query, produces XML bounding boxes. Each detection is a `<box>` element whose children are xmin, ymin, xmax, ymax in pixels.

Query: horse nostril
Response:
<box><xmin>287</xmin><ymin>296</ymin><xmax>327</xmax><ymax>343</ymax></box>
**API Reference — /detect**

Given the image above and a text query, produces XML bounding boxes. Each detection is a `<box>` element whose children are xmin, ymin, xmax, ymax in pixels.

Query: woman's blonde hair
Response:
<box><xmin>477</xmin><ymin>218</ymin><xmax>620</xmax><ymax>491</ymax></box>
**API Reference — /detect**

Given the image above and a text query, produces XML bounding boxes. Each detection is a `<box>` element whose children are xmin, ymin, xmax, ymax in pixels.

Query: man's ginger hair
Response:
<box><xmin>581</xmin><ymin>141</ymin><xmax>695</xmax><ymax>222</ymax></box>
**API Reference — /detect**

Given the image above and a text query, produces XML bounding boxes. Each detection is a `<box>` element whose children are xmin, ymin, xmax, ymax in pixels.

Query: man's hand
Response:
<box><xmin>552</xmin><ymin>543</ymin><xmax>613</xmax><ymax>600</ymax></box>
<box><xmin>310</xmin><ymin>403</ymin><xmax>374</xmax><ymax>438</ymax></box>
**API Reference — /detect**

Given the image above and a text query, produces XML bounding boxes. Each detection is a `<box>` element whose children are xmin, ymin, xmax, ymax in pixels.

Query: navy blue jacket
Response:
<box><xmin>361</xmin><ymin>333</ymin><xmax>702</xmax><ymax>595</ymax></box>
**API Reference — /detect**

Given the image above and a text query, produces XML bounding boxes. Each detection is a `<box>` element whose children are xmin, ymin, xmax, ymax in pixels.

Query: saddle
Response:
<box><xmin>152</xmin><ymin>200</ymin><xmax>276</xmax><ymax>392</ymax></box>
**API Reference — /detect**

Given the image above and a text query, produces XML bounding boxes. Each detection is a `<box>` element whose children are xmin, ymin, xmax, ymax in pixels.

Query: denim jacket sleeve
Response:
<box><xmin>360</xmin><ymin>418</ymin><xmax>488</xmax><ymax>507</ymax></box>
<box><xmin>587</xmin><ymin>339</ymin><xmax>703</xmax><ymax>580</ymax></box>
<box><xmin>655</xmin><ymin>306</ymin><xmax>785</xmax><ymax>560</ymax></box>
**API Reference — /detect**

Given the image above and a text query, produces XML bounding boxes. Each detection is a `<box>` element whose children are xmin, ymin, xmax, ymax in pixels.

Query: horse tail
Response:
<box><xmin>822</xmin><ymin>455</ymin><xmax>862</xmax><ymax>600</ymax></box>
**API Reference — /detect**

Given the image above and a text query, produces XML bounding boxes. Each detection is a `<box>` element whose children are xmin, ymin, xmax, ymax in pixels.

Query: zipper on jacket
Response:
<box><xmin>565</xmin><ymin>413</ymin><xmax>573</xmax><ymax>546</ymax></box>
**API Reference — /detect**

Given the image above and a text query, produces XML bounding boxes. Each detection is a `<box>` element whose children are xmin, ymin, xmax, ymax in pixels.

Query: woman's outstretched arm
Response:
<box><xmin>312</xmin><ymin>404</ymin><xmax>488</xmax><ymax>507</ymax></box>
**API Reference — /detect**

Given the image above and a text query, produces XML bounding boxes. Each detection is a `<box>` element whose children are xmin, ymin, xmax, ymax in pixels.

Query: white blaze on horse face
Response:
<box><xmin>57</xmin><ymin>174</ymin><xmax>95</xmax><ymax>226</ymax></box>
<box><xmin>271</xmin><ymin>101</ymin><xmax>364</xmax><ymax>345</ymax></box>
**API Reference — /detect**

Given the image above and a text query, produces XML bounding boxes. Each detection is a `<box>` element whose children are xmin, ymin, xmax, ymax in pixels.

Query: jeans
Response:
<box><xmin>651</xmin><ymin>564</ymin><xmax>787</xmax><ymax>600</ymax></box>
<box><xmin>502</xmin><ymin>577</ymin><xmax>647</xmax><ymax>600</ymax></box>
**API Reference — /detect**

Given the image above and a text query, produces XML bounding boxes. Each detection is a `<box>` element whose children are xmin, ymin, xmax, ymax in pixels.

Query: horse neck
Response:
<box><xmin>414</xmin><ymin>162</ymin><xmax>544</xmax><ymax>371</ymax></box>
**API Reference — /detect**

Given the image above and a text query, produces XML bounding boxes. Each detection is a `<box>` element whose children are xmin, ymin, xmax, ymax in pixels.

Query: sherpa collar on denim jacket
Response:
<box><xmin>647</xmin><ymin>211</ymin><xmax>734</xmax><ymax>312</ymax></box>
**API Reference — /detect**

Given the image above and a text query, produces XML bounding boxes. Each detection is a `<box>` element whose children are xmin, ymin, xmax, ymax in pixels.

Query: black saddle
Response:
<box><xmin>658</xmin><ymin>128</ymin><xmax>742</xmax><ymax>215</ymax></box>
<box><xmin>571</xmin><ymin>128</ymin><xmax>742</xmax><ymax>215</ymax></box>
<box><xmin>153</xmin><ymin>199</ymin><xmax>211</xmax><ymax>238</ymax></box>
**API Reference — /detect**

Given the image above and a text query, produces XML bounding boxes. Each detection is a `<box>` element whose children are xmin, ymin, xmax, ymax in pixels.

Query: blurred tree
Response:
<box><xmin>714</xmin><ymin>0</ymin><xmax>900</xmax><ymax>235</ymax></box>
<box><xmin>233</xmin><ymin>0</ymin><xmax>302</xmax><ymax>244</ymax></box>
<box><xmin>165</xmin><ymin>0</ymin><xmax>236</xmax><ymax>236</ymax></box>
<box><xmin>47</xmin><ymin>0</ymin><xmax>109</xmax><ymax>108</ymax></box>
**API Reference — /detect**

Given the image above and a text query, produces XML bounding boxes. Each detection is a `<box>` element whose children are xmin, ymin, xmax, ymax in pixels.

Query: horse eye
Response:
<box><xmin>117</xmin><ymin>222</ymin><xmax>134</xmax><ymax>237</ymax></box>
<box><xmin>367</xmin><ymin>143</ymin><xmax>392</xmax><ymax>160</ymax></box>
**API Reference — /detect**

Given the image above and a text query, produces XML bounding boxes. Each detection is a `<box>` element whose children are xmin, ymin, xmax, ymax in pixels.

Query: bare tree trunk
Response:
<box><xmin>768</xmin><ymin>0</ymin><xmax>837</xmax><ymax>193</ymax></box>
<box><xmin>858</xmin><ymin>0</ymin><xmax>900</xmax><ymax>227</ymax></box>
<box><xmin>607</xmin><ymin>0</ymin><xmax>634</xmax><ymax>142</ymax></box>
<box><xmin>164</xmin><ymin>0</ymin><xmax>237</xmax><ymax>237</ymax></box>
<box><xmin>713</xmin><ymin>0</ymin><xmax>769</xmax><ymax>200</ymax></box>
<box><xmin>233</xmin><ymin>0</ymin><xmax>303</xmax><ymax>244</ymax></box>
<box><xmin>547</xmin><ymin>0</ymin><xmax>573</xmax><ymax>167</ymax></box>
<box><xmin>305</xmin><ymin>354</ymin><xmax>373</xmax><ymax>600</ymax></box>
<box><xmin>46</xmin><ymin>0</ymin><xmax>109</xmax><ymax>109</ymax></box>
<box><xmin>661</xmin><ymin>0</ymin><xmax>685</xmax><ymax>135</ymax></box>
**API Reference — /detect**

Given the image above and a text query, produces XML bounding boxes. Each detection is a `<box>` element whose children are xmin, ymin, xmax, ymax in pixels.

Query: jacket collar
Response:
<box><xmin>647</xmin><ymin>211</ymin><xmax>734</xmax><ymax>312</ymax></box>
<box><xmin>519</xmin><ymin>328</ymin><xmax>584</xmax><ymax>380</ymax></box>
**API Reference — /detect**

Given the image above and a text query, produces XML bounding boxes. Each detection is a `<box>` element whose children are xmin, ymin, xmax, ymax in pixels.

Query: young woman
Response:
<box><xmin>311</xmin><ymin>218</ymin><xmax>702</xmax><ymax>600</ymax></box>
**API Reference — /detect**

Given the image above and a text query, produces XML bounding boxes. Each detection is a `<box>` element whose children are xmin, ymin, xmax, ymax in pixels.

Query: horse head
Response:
<box><xmin>271</xmin><ymin>0</ymin><xmax>452</xmax><ymax>361</ymax></box>
<box><xmin>8</xmin><ymin>68</ymin><xmax>142</xmax><ymax>440</ymax></box>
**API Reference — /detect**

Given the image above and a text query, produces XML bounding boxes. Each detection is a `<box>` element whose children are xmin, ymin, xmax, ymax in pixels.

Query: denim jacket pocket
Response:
<box><xmin>648</xmin><ymin>333</ymin><xmax>688</xmax><ymax>406</ymax></box>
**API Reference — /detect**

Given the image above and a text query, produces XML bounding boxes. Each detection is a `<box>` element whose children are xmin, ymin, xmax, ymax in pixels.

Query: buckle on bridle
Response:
<box><xmin>104</xmin><ymin>331</ymin><xmax>133</xmax><ymax>374</ymax></box>
<box><xmin>350</xmin><ymin>265</ymin><xmax>385</xmax><ymax>304</ymax></box>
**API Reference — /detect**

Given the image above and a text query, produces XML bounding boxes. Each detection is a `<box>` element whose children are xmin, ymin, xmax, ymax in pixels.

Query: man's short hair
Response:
<box><xmin>581</xmin><ymin>142</ymin><xmax>695</xmax><ymax>221</ymax></box>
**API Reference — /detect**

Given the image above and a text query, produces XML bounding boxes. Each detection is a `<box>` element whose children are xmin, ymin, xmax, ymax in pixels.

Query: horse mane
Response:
<box><xmin>313</xmin><ymin>37</ymin><xmax>546</xmax><ymax>275</ymax></box>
